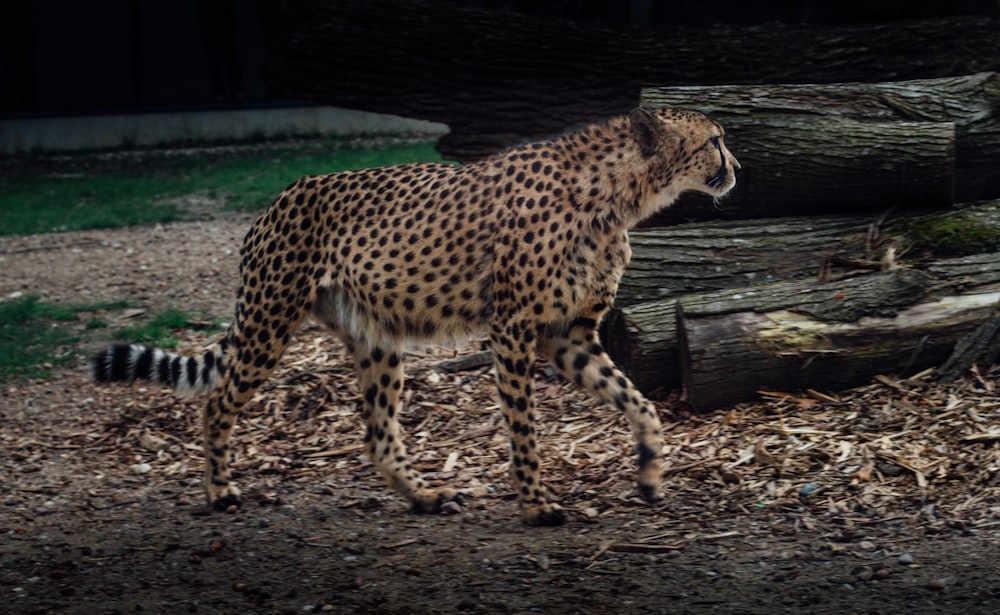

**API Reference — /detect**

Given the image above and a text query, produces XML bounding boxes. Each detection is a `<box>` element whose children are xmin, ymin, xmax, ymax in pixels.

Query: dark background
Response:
<box><xmin>2</xmin><ymin>0</ymin><xmax>997</xmax><ymax>117</ymax></box>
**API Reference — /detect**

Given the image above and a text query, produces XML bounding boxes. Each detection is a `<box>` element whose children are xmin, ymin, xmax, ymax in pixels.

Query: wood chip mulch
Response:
<box><xmin>3</xmin><ymin>324</ymin><xmax>998</xmax><ymax>538</ymax></box>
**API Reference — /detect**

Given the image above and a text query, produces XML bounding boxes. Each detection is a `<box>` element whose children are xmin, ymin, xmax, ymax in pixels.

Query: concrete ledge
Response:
<box><xmin>0</xmin><ymin>106</ymin><xmax>449</xmax><ymax>154</ymax></box>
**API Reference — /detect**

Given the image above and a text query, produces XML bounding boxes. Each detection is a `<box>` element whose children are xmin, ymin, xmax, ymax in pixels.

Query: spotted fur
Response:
<box><xmin>91</xmin><ymin>107</ymin><xmax>740</xmax><ymax>525</ymax></box>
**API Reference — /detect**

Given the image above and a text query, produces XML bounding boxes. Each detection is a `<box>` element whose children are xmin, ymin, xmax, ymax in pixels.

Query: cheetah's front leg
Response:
<box><xmin>490</xmin><ymin>322</ymin><xmax>566</xmax><ymax>526</ymax></box>
<box><xmin>351</xmin><ymin>343</ymin><xmax>459</xmax><ymax>513</ymax></box>
<box><xmin>539</xmin><ymin>322</ymin><xmax>665</xmax><ymax>503</ymax></box>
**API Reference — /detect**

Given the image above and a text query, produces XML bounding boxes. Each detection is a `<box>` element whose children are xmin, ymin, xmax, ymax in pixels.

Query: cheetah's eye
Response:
<box><xmin>709</xmin><ymin>136</ymin><xmax>721</xmax><ymax>150</ymax></box>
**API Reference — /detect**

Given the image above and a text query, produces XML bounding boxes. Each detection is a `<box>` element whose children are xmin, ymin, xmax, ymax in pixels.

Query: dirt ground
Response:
<box><xmin>2</xmin><ymin>205</ymin><xmax>999</xmax><ymax>614</ymax></box>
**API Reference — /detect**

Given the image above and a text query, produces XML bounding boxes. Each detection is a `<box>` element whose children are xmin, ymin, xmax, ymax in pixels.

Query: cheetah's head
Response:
<box><xmin>630</xmin><ymin>107</ymin><xmax>740</xmax><ymax>208</ymax></box>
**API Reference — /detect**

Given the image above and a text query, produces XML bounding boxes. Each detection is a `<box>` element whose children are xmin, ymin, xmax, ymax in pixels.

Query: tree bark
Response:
<box><xmin>269</xmin><ymin>3</ymin><xmax>1000</xmax><ymax>161</ymax></box>
<box><xmin>641</xmin><ymin>72</ymin><xmax>1000</xmax><ymax>214</ymax></box>
<box><xmin>937</xmin><ymin>311</ymin><xmax>1000</xmax><ymax>382</ymax></box>
<box><xmin>619</xmin><ymin>214</ymin><xmax>879</xmax><ymax>307</ymax></box>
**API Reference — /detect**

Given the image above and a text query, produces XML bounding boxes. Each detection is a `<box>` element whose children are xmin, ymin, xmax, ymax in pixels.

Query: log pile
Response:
<box><xmin>607</xmin><ymin>70</ymin><xmax>1000</xmax><ymax>408</ymax></box>
<box><xmin>608</xmin><ymin>197</ymin><xmax>1000</xmax><ymax>407</ymax></box>
<box><xmin>598</xmin><ymin>73</ymin><xmax>1000</xmax><ymax>408</ymax></box>
<box><xmin>271</xmin><ymin>4</ymin><xmax>1000</xmax><ymax>408</ymax></box>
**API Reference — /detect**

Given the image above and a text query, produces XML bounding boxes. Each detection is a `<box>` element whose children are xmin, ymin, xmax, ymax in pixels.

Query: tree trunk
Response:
<box><xmin>269</xmin><ymin>3</ymin><xmax>1000</xmax><ymax>161</ymax></box>
<box><xmin>641</xmin><ymin>72</ymin><xmax>1000</xmax><ymax>215</ymax></box>
<box><xmin>605</xmin><ymin>202</ymin><xmax>1000</xmax><ymax>399</ymax></box>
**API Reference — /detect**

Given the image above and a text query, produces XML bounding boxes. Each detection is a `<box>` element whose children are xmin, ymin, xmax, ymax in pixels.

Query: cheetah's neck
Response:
<box><xmin>554</xmin><ymin>117</ymin><xmax>682</xmax><ymax>230</ymax></box>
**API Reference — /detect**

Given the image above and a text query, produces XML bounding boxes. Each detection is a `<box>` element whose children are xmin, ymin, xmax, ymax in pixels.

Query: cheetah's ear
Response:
<box><xmin>629</xmin><ymin>107</ymin><xmax>670</xmax><ymax>158</ymax></box>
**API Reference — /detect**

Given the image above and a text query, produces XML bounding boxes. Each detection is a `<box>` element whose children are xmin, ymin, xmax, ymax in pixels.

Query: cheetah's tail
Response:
<box><xmin>90</xmin><ymin>341</ymin><xmax>226</xmax><ymax>398</ymax></box>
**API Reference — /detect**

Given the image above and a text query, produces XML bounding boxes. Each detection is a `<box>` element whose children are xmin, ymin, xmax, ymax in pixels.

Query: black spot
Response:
<box><xmin>364</xmin><ymin>383</ymin><xmax>378</xmax><ymax>405</ymax></box>
<box><xmin>637</xmin><ymin>443</ymin><xmax>658</xmax><ymax>467</ymax></box>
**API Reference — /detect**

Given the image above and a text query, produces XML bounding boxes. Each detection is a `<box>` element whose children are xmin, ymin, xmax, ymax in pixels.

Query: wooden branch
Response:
<box><xmin>433</xmin><ymin>351</ymin><xmax>493</xmax><ymax>374</ymax></box>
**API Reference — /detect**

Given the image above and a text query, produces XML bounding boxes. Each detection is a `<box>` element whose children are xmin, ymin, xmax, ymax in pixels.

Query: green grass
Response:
<box><xmin>0</xmin><ymin>140</ymin><xmax>447</xmax><ymax>235</ymax></box>
<box><xmin>0</xmin><ymin>297</ymin><xmax>213</xmax><ymax>381</ymax></box>
<box><xmin>0</xmin><ymin>297</ymin><xmax>87</xmax><ymax>380</ymax></box>
<box><xmin>1</xmin><ymin>175</ymin><xmax>187</xmax><ymax>235</ymax></box>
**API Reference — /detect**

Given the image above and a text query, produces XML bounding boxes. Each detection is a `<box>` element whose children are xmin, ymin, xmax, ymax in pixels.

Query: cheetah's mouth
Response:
<box><xmin>705</xmin><ymin>164</ymin><xmax>733</xmax><ymax>194</ymax></box>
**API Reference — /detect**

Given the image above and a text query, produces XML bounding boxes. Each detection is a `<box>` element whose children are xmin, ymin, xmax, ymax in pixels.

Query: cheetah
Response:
<box><xmin>91</xmin><ymin>107</ymin><xmax>740</xmax><ymax>526</ymax></box>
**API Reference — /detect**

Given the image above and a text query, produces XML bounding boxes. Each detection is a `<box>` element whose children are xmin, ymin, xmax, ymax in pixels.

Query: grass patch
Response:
<box><xmin>0</xmin><ymin>174</ymin><xmax>187</xmax><ymax>236</ymax></box>
<box><xmin>0</xmin><ymin>139</ymin><xmax>447</xmax><ymax>235</ymax></box>
<box><xmin>0</xmin><ymin>297</ymin><xmax>215</xmax><ymax>381</ymax></box>
<box><xmin>0</xmin><ymin>296</ymin><xmax>84</xmax><ymax>380</ymax></box>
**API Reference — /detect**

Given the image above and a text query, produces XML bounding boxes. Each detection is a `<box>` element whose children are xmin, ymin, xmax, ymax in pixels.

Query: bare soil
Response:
<box><xmin>2</xmin><ymin>212</ymin><xmax>999</xmax><ymax>615</ymax></box>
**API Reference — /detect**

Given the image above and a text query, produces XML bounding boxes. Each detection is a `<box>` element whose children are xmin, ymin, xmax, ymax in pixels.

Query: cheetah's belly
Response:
<box><xmin>312</xmin><ymin>270</ymin><xmax>495</xmax><ymax>347</ymax></box>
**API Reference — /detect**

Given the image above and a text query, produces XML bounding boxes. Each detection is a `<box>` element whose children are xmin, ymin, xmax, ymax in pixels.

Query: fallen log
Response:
<box><xmin>620</xmin><ymin>199</ymin><xmax>1000</xmax><ymax>307</ymax></box>
<box><xmin>718</xmin><ymin>118</ymin><xmax>954</xmax><ymax>216</ymax></box>
<box><xmin>640</xmin><ymin>73</ymin><xmax>1000</xmax><ymax>220</ymax></box>
<box><xmin>937</xmin><ymin>311</ymin><xmax>1000</xmax><ymax>383</ymax></box>
<box><xmin>677</xmin><ymin>267</ymin><xmax>1000</xmax><ymax>409</ymax></box>
<box><xmin>606</xmin><ymin>267</ymin><xmax>937</xmax><ymax>397</ymax></box>
<box><xmin>619</xmin><ymin>214</ymin><xmax>879</xmax><ymax>307</ymax></box>
<box><xmin>606</xmin><ymin>248</ymin><xmax>1000</xmax><ymax>404</ymax></box>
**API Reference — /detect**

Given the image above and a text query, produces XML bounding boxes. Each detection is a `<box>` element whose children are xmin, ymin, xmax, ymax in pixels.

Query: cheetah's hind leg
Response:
<box><xmin>350</xmin><ymin>342</ymin><xmax>461</xmax><ymax>513</ymax></box>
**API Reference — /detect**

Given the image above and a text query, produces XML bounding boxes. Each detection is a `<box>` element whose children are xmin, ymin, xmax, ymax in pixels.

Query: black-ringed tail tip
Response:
<box><xmin>90</xmin><ymin>343</ymin><xmax>221</xmax><ymax>397</ymax></box>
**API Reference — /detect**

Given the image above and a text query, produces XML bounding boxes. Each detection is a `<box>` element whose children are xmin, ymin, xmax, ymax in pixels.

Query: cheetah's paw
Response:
<box><xmin>410</xmin><ymin>487</ymin><xmax>462</xmax><ymax>514</ymax></box>
<box><xmin>207</xmin><ymin>484</ymin><xmax>243</xmax><ymax>511</ymax></box>
<box><xmin>522</xmin><ymin>501</ymin><xmax>567</xmax><ymax>526</ymax></box>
